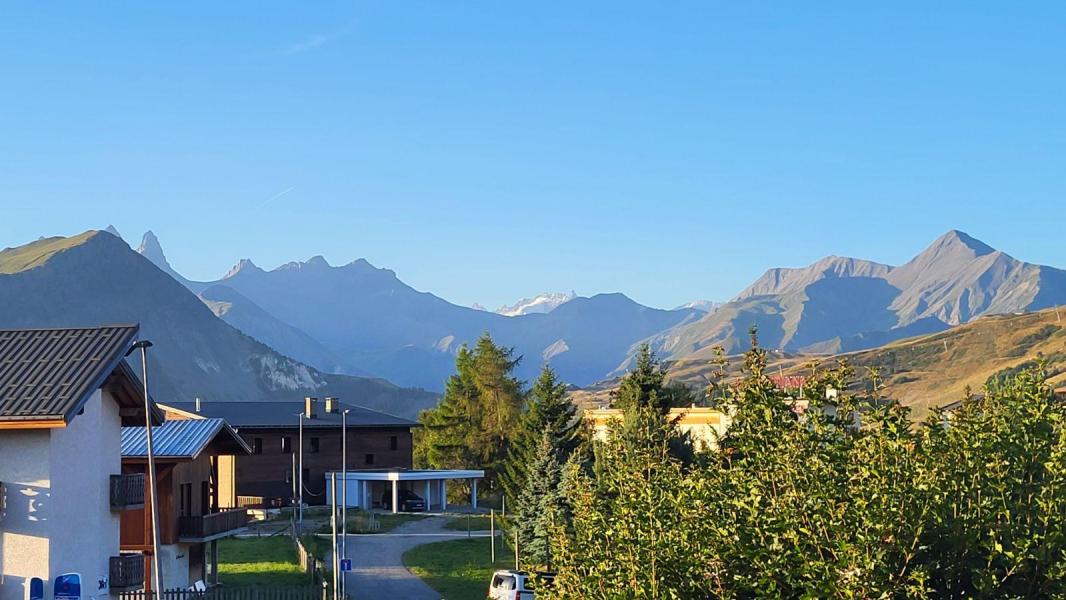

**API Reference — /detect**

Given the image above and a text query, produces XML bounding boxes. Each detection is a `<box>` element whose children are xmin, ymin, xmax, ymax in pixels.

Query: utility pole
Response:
<box><xmin>490</xmin><ymin>509</ymin><xmax>495</xmax><ymax>563</ymax></box>
<box><xmin>298</xmin><ymin>411</ymin><xmax>305</xmax><ymax>529</ymax></box>
<box><xmin>130</xmin><ymin>340</ymin><xmax>163</xmax><ymax>600</ymax></box>
<box><xmin>341</xmin><ymin>408</ymin><xmax>349</xmax><ymax>600</ymax></box>
<box><xmin>291</xmin><ymin>452</ymin><xmax>297</xmax><ymax>526</ymax></box>
<box><xmin>514</xmin><ymin>529</ymin><xmax>519</xmax><ymax>571</ymax></box>
<box><xmin>331</xmin><ymin>472</ymin><xmax>339</xmax><ymax>600</ymax></box>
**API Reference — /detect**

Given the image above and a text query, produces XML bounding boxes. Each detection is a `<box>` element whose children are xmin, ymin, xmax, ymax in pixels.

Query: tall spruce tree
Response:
<box><xmin>609</xmin><ymin>344</ymin><xmax>695</xmax><ymax>463</ymax></box>
<box><xmin>501</xmin><ymin>365</ymin><xmax>579</xmax><ymax>501</ymax></box>
<box><xmin>513</xmin><ymin>430</ymin><xmax>565</xmax><ymax>570</ymax></box>
<box><xmin>415</xmin><ymin>333</ymin><xmax>524</xmax><ymax>490</ymax></box>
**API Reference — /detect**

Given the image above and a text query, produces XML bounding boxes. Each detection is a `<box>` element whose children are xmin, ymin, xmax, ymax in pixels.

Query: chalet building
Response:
<box><xmin>0</xmin><ymin>326</ymin><xmax>161</xmax><ymax>600</ymax></box>
<box><xmin>159</xmin><ymin>397</ymin><xmax>418</xmax><ymax>507</ymax></box>
<box><xmin>120</xmin><ymin>418</ymin><xmax>251</xmax><ymax>591</ymax></box>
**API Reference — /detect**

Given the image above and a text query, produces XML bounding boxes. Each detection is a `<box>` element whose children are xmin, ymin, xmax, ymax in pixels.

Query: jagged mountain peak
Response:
<box><xmin>913</xmin><ymin>229</ymin><xmax>996</xmax><ymax>262</ymax></box>
<box><xmin>103</xmin><ymin>225</ymin><xmax>123</xmax><ymax>240</ymax></box>
<box><xmin>137</xmin><ymin>230</ymin><xmax>167</xmax><ymax>261</ymax></box>
<box><xmin>223</xmin><ymin>258</ymin><xmax>261</xmax><ymax>279</ymax></box>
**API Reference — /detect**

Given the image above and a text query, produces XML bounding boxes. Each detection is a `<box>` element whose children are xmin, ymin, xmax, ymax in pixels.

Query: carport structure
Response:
<box><xmin>327</xmin><ymin>468</ymin><xmax>485</xmax><ymax>513</ymax></box>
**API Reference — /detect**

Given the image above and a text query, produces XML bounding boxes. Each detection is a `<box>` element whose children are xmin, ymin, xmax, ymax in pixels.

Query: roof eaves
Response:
<box><xmin>60</xmin><ymin>325</ymin><xmax>140</xmax><ymax>424</ymax></box>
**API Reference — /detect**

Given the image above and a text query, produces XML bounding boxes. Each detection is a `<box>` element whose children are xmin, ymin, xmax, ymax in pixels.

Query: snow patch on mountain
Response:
<box><xmin>675</xmin><ymin>300</ymin><xmax>721</xmax><ymax>313</ymax></box>
<box><xmin>496</xmin><ymin>291</ymin><xmax>577</xmax><ymax>316</ymax></box>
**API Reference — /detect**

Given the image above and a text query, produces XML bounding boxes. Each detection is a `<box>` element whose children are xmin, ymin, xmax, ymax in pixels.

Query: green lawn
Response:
<box><xmin>404</xmin><ymin>537</ymin><xmax>513</xmax><ymax>600</ymax></box>
<box><xmin>314</xmin><ymin>510</ymin><xmax>428</xmax><ymax>534</ymax></box>
<box><xmin>217</xmin><ymin>537</ymin><xmax>311</xmax><ymax>586</ymax></box>
<box><xmin>444</xmin><ymin>514</ymin><xmax>494</xmax><ymax>531</ymax></box>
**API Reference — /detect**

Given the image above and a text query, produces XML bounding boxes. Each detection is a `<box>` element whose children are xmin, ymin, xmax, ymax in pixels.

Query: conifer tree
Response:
<box><xmin>513</xmin><ymin>430</ymin><xmax>565</xmax><ymax>570</ymax></box>
<box><xmin>415</xmin><ymin>333</ymin><xmax>524</xmax><ymax>489</ymax></box>
<box><xmin>500</xmin><ymin>365</ymin><xmax>579</xmax><ymax>501</ymax></box>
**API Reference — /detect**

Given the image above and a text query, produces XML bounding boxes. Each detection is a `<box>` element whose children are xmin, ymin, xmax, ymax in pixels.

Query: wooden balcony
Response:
<box><xmin>109</xmin><ymin>553</ymin><xmax>145</xmax><ymax>592</ymax></box>
<box><xmin>110</xmin><ymin>474</ymin><xmax>145</xmax><ymax>511</ymax></box>
<box><xmin>177</xmin><ymin>508</ymin><xmax>248</xmax><ymax>542</ymax></box>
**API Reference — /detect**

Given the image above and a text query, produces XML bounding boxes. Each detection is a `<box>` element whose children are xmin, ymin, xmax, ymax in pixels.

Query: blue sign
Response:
<box><xmin>54</xmin><ymin>574</ymin><xmax>81</xmax><ymax>600</ymax></box>
<box><xmin>29</xmin><ymin>578</ymin><xmax>44</xmax><ymax>600</ymax></box>
<box><xmin>340</xmin><ymin>559</ymin><xmax>352</xmax><ymax>572</ymax></box>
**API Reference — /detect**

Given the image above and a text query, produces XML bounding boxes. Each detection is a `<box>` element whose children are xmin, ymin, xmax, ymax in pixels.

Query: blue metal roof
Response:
<box><xmin>121</xmin><ymin>418</ymin><xmax>251</xmax><ymax>459</ymax></box>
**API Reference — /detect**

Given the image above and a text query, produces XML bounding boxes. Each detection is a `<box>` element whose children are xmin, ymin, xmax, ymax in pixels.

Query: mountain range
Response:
<box><xmin>0</xmin><ymin>231</ymin><xmax>437</xmax><ymax>417</ymax></box>
<box><xmin>2</xmin><ymin>227</ymin><xmax>1061</xmax><ymax>417</ymax></box>
<box><xmin>630</xmin><ymin>230</ymin><xmax>1066</xmax><ymax>368</ymax></box>
<box><xmin>134</xmin><ymin>231</ymin><xmax>702</xmax><ymax>390</ymax></box>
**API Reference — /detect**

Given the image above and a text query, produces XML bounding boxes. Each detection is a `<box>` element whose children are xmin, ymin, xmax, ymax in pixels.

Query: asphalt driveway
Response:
<box><xmin>341</xmin><ymin>515</ymin><xmax>488</xmax><ymax>600</ymax></box>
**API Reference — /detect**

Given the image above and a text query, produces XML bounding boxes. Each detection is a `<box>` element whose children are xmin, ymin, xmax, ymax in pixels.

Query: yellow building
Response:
<box><xmin>585</xmin><ymin>406</ymin><xmax>732</xmax><ymax>451</ymax></box>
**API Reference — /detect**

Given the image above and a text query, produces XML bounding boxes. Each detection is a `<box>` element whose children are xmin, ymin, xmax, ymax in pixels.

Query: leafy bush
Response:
<box><xmin>548</xmin><ymin>338</ymin><xmax>1066</xmax><ymax>599</ymax></box>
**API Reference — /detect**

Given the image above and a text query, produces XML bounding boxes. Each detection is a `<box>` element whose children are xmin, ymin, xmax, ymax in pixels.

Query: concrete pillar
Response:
<box><xmin>441</xmin><ymin>480</ymin><xmax>448</xmax><ymax>511</ymax></box>
<box><xmin>391</xmin><ymin>479</ymin><xmax>399</xmax><ymax>514</ymax></box>
<box><xmin>472</xmin><ymin>479</ymin><xmax>478</xmax><ymax>509</ymax></box>
<box><xmin>211</xmin><ymin>539</ymin><xmax>219</xmax><ymax>585</ymax></box>
<box><xmin>425</xmin><ymin>480</ymin><xmax>432</xmax><ymax>510</ymax></box>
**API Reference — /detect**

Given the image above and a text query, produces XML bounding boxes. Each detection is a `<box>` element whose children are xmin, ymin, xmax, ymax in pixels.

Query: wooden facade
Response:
<box><xmin>232</xmin><ymin>426</ymin><xmax>414</xmax><ymax>505</ymax></box>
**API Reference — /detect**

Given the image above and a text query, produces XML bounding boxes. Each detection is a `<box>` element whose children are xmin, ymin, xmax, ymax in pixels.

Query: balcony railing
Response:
<box><xmin>110</xmin><ymin>474</ymin><xmax>145</xmax><ymax>511</ymax></box>
<box><xmin>109</xmin><ymin>553</ymin><xmax>145</xmax><ymax>592</ymax></box>
<box><xmin>178</xmin><ymin>508</ymin><xmax>249</xmax><ymax>541</ymax></box>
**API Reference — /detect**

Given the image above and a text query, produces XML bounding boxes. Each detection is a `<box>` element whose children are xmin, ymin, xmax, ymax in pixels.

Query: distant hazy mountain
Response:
<box><xmin>0</xmin><ymin>231</ymin><xmax>437</xmax><ymax>417</ymax></box>
<box><xmin>496</xmin><ymin>291</ymin><xmax>577</xmax><ymax>316</ymax></box>
<box><xmin>136</xmin><ymin>234</ymin><xmax>699</xmax><ymax>390</ymax></box>
<box><xmin>674</xmin><ymin>300</ymin><xmax>721</xmax><ymax>313</ymax></box>
<box><xmin>632</xmin><ymin>230</ymin><xmax>1066</xmax><ymax>364</ymax></box>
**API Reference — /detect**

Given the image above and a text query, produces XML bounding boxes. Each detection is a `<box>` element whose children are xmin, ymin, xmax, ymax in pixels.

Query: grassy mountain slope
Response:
<box><xmin>578</xmin><ymin>307</ymin><xmax>1066</xmax><ymax>417</ymax></box>
<box><xmin>0</xmin><ymin>231</ymin><xmax>437</xmax><ymax>418</ymax></box>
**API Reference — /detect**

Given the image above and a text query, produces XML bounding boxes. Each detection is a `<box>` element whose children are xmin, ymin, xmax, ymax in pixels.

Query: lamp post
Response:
<box><xmin>129</xmin><ymin>340</ymin><xmax>162</xmax><ymax>600</ymax></box>
<box><xmin>298</xmin><ymin>412</ymin><xmax>304</xmax><ymax>530</ymax></box>
<box><xmin>341</xmin><ymin>408</ymin><xmax>349</xmax><ymax>598</ymax></box>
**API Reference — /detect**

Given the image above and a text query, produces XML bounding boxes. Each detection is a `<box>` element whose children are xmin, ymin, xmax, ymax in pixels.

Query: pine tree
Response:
<box><xmin>513</xmin><ymin>430</ymin><xmax>564</xmax><ymax>570</ymax></box>
<box><xmin>500</xmin><ymin>365</ymin><xmax>579</xmax><ymax>501</ymax></box>
<box><xmin>609</xmin><ymin>344</ymin><xmax>695</xmax><ymax>463</ymax></box>
<box><xmin>415</xmin><ymin>333</ymin><xmax>524</xmax><ymax>489</ymax></box>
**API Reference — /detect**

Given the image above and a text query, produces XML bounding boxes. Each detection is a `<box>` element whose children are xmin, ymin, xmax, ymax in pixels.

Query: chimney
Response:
<box><xmin>324</xmin><ymin>397</ymin><xmax>339</xmax><ymax>414</ymax></box>
<box><xmin>304</xmin><ymin>396</ymin><xmax>318</xmax><ymax>419</ymax></box>
<box><xmin>195</xmin><ymin>397</ymin><xmax>201</xmax><ymax>413</ymax></box>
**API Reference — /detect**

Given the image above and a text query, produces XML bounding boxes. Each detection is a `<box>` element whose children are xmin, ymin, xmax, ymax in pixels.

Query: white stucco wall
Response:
<box><xmin>0</xmin><ymin>389</ymin><xmax>123</xmax><ymax>600</ymax></box>
<box><xmin>157</xmin><ymin>544</ymin><xmax>190</xmax><ymax>591</ymax></box>
<box><xmin>0</xmin><ymin>428</ymin><xmax>51</xmax><ymax>600</ymax></box>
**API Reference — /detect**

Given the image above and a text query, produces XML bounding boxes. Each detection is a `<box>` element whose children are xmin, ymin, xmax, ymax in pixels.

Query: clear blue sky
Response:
<box><xmin>1</xmin><ymin>2</ymin><xmax>1063</xmax><ymax>310</ymax></box>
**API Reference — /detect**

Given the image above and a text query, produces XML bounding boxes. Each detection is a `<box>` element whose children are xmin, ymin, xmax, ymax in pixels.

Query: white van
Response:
<box><xmin>487</xmin><ymin>570</ymin><xmax>554</xmax><ymax>600</ymax></box>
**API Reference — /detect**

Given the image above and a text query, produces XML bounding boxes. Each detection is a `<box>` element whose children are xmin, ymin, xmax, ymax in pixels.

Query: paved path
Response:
<box><xmin>339</xmin><ymin>516</ymin><xmax>490</xmax><ymax>600</ymax></box>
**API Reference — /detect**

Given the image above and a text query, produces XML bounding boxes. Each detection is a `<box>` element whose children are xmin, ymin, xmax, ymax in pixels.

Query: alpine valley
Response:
<box><xmin>2</xmin><ymin>228</ymin><xmax>1063</xmax><ymax>417</ymax></box>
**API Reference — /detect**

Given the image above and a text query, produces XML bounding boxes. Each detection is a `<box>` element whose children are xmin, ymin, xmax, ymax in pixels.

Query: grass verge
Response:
<box><xmin>218</xmin><ymin>536</ymin><xmax>310</xmax><ymax>586</ymax></box>
<box><xmin>444</xmin><ymin>514</ymin><xmax>494</xmax><ymax>531</ymax></box>
<box><xmin>404</xmin><ymin>537</ymin><xmax>513</xmax><ymax>600</ymax></box>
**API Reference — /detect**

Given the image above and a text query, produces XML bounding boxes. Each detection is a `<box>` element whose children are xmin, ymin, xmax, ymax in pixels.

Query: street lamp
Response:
<box><xmin>341</xmin><ymin>407</ymin><xmax>349</xmax><ymax>598</ymax></box>
<box><xmin>298</xmin><ymin>411</ymin><xmax>304</xmax><ymax>529</ymax></box>
<box><xmin>127</xmin><ymin>340</ymin><xmax>162</xmax><ymax>600</ymax></box>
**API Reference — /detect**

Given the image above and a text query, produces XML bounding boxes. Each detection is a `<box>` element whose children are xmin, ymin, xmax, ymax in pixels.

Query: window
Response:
<box><xmin>365</xmin><ymin>453</ymin><xmax>375</xmax><ymax>465</ymax></box>
<box><xmin>281</xmin><ymin>436</ymin><xmax>292</xmax><ymax>453</ymax></box>
<box><xmin>389</xmin><ymin>436</ymin><xmax>398</xmax><ymax>451</ymax></box>
<box><xmin>310</xmin><ymin>437</ymin><xmax>320</xmax><ymax>453</ymax></box>
<box><xmin>179</xmin><ymin>483</ymin><xmax>192</xmax><ymax>517</ymax></box>
<box><xmin>252</xmin><ymin>438</ymin><xmax>263</xmax><ymax>455</ymax></box>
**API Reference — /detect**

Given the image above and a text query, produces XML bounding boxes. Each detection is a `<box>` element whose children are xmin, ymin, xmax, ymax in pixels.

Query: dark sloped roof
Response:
<box><xmin>162</xmin><ymin>400</ymin><xmax>417</xmax><ymax>429</ymax></box>
<box><xmin>0</xmin><ymin>325</ymin><xmax>140</xmax><ymax>423</ymax></box>
<box><xmin>122</xmin><ymin>418</ymin><xmax>251</xmax><ymax>459</ymax></box>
